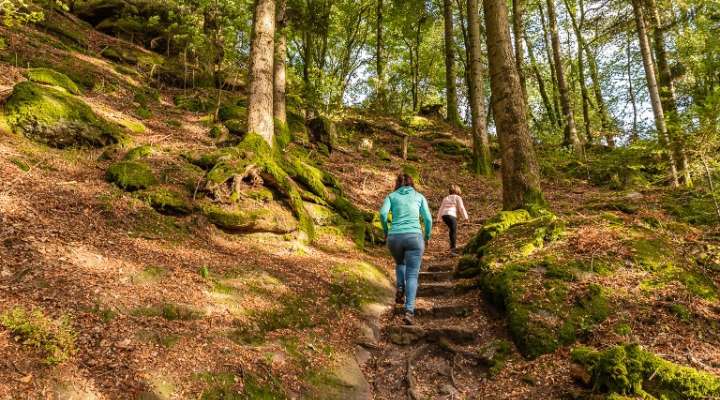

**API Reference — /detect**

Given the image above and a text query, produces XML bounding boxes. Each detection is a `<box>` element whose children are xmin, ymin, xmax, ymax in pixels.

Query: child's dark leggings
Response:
<box><xmin>442</xmin><ymin>215</ymin><xmax>457</xmax><ymax>250</ymax></box>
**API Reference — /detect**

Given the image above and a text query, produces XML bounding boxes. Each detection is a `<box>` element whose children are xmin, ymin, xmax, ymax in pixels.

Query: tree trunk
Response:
<box><xmin>483</xmin><ymin>0</ymin><xmax>545</xmax><ymax>210</ymax></box>
<box><xmin>443</xmin><ymin>0</ymin><xmax>462</xmax><ymax>126</ymax></box>
<box><xmin>577</xmin><ymin>39</ymin><xmax>592</xmax><ymax>143</ymax></box>
<box><xmin>525</xmin><ymin>33</ymin><xmax>557</xmax><ymax>127</ymax></box>
<box><xmin>538</xmin><ymin>4</ymin><xmax>563</xmax><ymax>127</ymax></box>
<box><xmin>247</xmin><ymin>0</ymin><xmax>276</xmax><ymax>145</ymax></box>
<box><xmin>631</xmin><ymin>0</ymin><xmax>679</xmax><ymax>186</ymax></box>
<box><xmin>273</xmin><ymin>0</ymin><xmax>288</xmax><ymax>125</ymax></box>
<box><xmin>375</xmin><ymin>0</ymin><xmax>386</xmax><ymax>109</ymax></box>
<box><xmin>546</xmin><ymin>0</ymin><xmax>582</xmax><ymax>154</ymax></box>
<box><xmin>467</xmin><ymin>0</ymin><xmax>492</xmax><ymax>175</ymax></box>
<box><xmin>626</xmin><ymin>35</ymin><xmax>639</xmax><ymax>142</ymax></box>
<box><xmin>512</xmin><ymin>0</ymin><xmax>528</xmax><ymax>103</ymax></box>
<box><xmin>563</xmin><ymin>0</ymin><xmax>614</xmax><ymax>147</ymax></box>
<box><xmin>647</xmin><ymin>0</ymin><xmax>691</xmax><ymax>186</ymax></box>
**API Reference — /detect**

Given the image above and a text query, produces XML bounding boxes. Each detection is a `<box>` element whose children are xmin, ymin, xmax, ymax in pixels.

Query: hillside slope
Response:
<box><xmin>1</xmin><ymin>9</ymin><xmax>719</xmax><ymax>400</ymax></box>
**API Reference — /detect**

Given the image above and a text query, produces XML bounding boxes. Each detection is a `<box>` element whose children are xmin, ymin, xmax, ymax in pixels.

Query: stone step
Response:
<box><xmin>417</xmin><ymin>282</ymin><xmax>473</xmax><ymax>298</ymax></box>
<box><xmin>419</xmin><ymin>271</ymin><xmax>453</xmax><ymax>283</ymax></box>
<box><xmin>386</xmin><ymin>325</ymin><xmax>476</xmax><ymax>345</ymax></box>
<box><xmin>425</xmin><ymin>263</ymin><xmax>455</xmax><ymax>273</ymax></box>
<box><xmin>394</xmin><ymin>304</ymin><xmax>473</xmax><ymax>319</ymax></box>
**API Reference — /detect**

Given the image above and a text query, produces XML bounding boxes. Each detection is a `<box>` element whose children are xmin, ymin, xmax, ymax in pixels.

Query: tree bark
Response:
<box><xmin>273</xmin><ymin>0</ymin><xmax>288</xmax><ymax>125</ymax></box>
<box><xmin>546</xmin><ymin>0</ymin><xmax>582</xmax><ymax>154</ymax></box>
<box><xmin>375</xmin><ymin>0</ymin><xmax>386</xmax><ymax>109</ymax></box>
<box><xmin>525</xmin><ymin>33</ymin><xmax>557</xmax><ymax>127</ymax></box>
<box><xmin>564</xmin><ymin>0</ymin><xmax>592</xmax><ymax>142</ymax></box>
<box><xmin>443</xmin><ymin>0</ymin><xmax>462</xmax><ymax>126</ymax></box>
<box><xmin>538</xmin><ymin>3</ymin><xmax>563</xmax><ymax>127</ymax></box>
<box><xmin>248</xmin><ymin>0</ymin><xmax>276</xmax><ymax>145</ymax></box>
<box><xmin>467</xmin><ymin>0</ymin><xmax>492</xmax><ymax>175</ymax></box>
<box><xmin>631</xmin><ymin>0</ymin><xmax>679</xmax><ymax>186</ymax></box>
<box><xmin>512</xmin><ymin>0</ymin><xmax>528</xmax><ymax>103</ymax></box>
<box><xmin>626</xmin><ymin>35</ymin><xmax>639</xmax><ymax>142</ymax></box>
<box><xmin>483</xmin><ymin>0</ymin><xmax>545</xmax><ymax>210</ymax></box>
<box><xmin>647</xmin><ymin>0</ymin><xmax>691</xmax><ymax>186</ymax></box>
<box><xmin>563</xmin><ymin>0</ymin><xmax>615</xmax><ymax>147</ymax></box>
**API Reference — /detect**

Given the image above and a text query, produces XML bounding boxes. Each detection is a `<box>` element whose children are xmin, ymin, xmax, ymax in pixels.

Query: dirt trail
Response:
<box><xmin>365</xmin><ymin>207</ymin><xmax>513</xmax><ymax>399</ymax></box>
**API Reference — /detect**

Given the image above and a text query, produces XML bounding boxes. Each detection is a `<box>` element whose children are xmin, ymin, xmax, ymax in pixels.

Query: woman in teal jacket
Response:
<box><xmin>379</xmin><ymin>173</ymin><xmax>432</xmax><ymax>325</ymax></box>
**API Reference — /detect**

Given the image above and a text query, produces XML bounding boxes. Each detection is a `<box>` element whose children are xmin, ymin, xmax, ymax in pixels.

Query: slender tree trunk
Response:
<box><xmin>273</xmin><ymin>0</ymin><xmax>288</xmax><ymax>125</ymax></box>
<box><xmin>443</xmin><ymin>0</ymin><xmax>462</xmax><ymax>126</ymax></box>
<box><xmin>512</xmin><ymin>0</ymin><xmax>528</xmax><ymax>103</ymax></box>
<box><xmin>546</xmin><ymin>0</ymin><xmax>582</xmax><ymax>154</ymax></box>
<box><xmin>483</xmin><ymin>0</ymin><xmax>545</xmax><ymax>210</ymax></box>
<box><xmin>631</xmin><ymin>0</ymin><xmax>679</xmax><ymax>186</ymax></box>
<box><xmin>538</xmin><ymin>4</ymin><xmax>563</xmax><ymax>127</ymax></box>
<box><xmin>563</xmin><ymin>0</ymin><xmax>614</xmax><ymax>147</ymax></box>
<box><xmin>525</xmin><ymin>34</ymin><xmax>557</xmax><ymax>127</ymax></box>
<box><xmin>577</xmin><ymin>39</ymin><xmax>592</xmax><ymax>143</ymax></box>
<box><xmin>647</xmin><ymin>0</ymin><xmax>691</xmax><ymax>186</ymax></box>
<box><xmin>248</xmin><ymin>0</ymin><xmax>276</xmax><ymax>145</ymax></box>
<box><xmin>467</xmin><ymin>0</ymin><xmax>492</xmax><ymax>175</ymax></box>
<box><xmin>626</xmin><ymin>35</ymin><xmax>639</xmax><ymax>141</ymax></box>
<box><xmin>375</xmin><ymin>0</ymin><xmax>386</xmax><ymax>109</ymax></box>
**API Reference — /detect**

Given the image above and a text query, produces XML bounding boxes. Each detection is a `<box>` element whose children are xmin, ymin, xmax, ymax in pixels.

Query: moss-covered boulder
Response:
<box><xmin>23</xmin><ymin>68</ymin><xmax>81</xmax><ymax>94</ymax></box>
<box><xmin>218</xmin><ymin>105</ymin><xmax>246</xmax><ymax>122</ymax></box>
<box><xmin>463</xmin><ymin>209</ymin><xmax>532</xmax><ymax>256</ymax></box>
<box><xmin>141</xmin><ymin>187</ymin><xmax>192</xmax><ymax>215</ymax></box>
<box><xmin>100</xmin><ymin>45</ymin><xmax>138</xmax><ymax>65</ymax></box>
<box><xmin>4</xmin><ymin>82</ymin><xmax>125</xmax><ymax>148</ymax></box>
<box><xmin>123</xmin><ymin>145</ymin><xmax>154</xmax><ymax>161</ymax></box>
<box><xmin>571</xmin><ymin>344</ymin><xmax>720</xmax><ymax>399</ymax></box>
<box><xmin>223</xmin><ymin>119</ymin><xmax>246</xmax><ymax>136</ymax></box>
<box><xmin>107</xmin><ymin>161</ymin><xmax>157</xmax><ymax>191</ymax></box>
<box><xmin>200</xmin><ymin>200</ymin><xmax>297</xmax><ymax>234</ymax></box>
<box><xmin>433</xmin><ymin>138</ymin><xmax>470</xmax><ymax>157</ymax></box>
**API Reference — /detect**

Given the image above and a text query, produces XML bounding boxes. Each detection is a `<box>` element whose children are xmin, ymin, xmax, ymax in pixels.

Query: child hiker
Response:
<box><xmin>436</xmin><ymin>184</ymin><xmax>469</xmax><ymax>255</ymax></box>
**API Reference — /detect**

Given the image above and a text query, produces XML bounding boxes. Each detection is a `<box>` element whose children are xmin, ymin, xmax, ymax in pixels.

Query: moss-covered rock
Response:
<box><xmin>100</xmin><ymin>45</ymin><xmax>139</xmax><ymax>64</ymax></box>
<box><xmin>571</xmin><ymin>344</ymin><xmax>720</xmax><ymax>399</ymax></box>
<box><xmin>200</xmin><ymin>201</ymin><xmax>297</xmax><ymax>234</ymax></box>
<box><xmin>123</xmin><ymin>145</ymin><xmax>154</xmax><ymax>161</ymax></box>
<box><xmin>402</xmin><ymin>115</ymin><xmax>433</xmax><ymax>130</ymax></box>
<box><xmin>173</xmin><ymin>95</ymin><xmax>212</xmax><ymax>113</ymax></box>
<box><xmin>23</xmin><ymin>68</ymin><xmax>81</xmax><ymax>94</ymax></box>
<box><xmin>141</xmin><ymin>187</ymin><xmax>192</xmax><ymax>215</ymax></box>
<box><xmin>4</xmin><ymin>82</ymin><xmax>125</xmax><ymax>148</ymax></box>
<box><xmin>223</xmin><ymin>119</ymin><xmax>245</xmax><ymax>135</ymax></box>
<box><xmin>107</xmin><ymin>161</ymin><xmax>157</xmax><ymax>191</ymax></box>
<box><xmin>218</xmin><ymin>105</ymin><xmax>246</xmax><ymax>122</ymax></box>
<box><xmin>463</xmin><ymin>209</ymin><xmax>532</xmax><ymax>255</ymax></box>
<box><xmin>433</xmin><ymin>138</ymin><xmax>470</xmax><ymax>157</ymax></box>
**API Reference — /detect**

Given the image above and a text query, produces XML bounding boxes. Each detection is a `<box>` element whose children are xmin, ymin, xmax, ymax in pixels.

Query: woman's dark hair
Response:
<box><xmin>395</xmin><ymin>173</ymin><xmax>415</xmax><ymax>190</ymax></box>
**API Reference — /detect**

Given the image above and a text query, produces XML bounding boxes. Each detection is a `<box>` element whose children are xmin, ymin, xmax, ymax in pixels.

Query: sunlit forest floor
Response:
<box><xmin>1</xmin><ymin>10</ymin><xmax>719</xmax><ymax>400</ymax></box>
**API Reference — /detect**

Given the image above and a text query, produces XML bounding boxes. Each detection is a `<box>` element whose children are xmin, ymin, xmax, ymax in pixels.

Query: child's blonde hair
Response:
<box><xmin>449</xmin><ymin>184</ymin><xmax>462</xmax><ymax>195</ymax></box>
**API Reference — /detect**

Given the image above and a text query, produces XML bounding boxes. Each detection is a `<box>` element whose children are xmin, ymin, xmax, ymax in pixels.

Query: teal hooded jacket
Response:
<box><xmin>379</xmin><ymin>186</ymin><xmax>432</xmax><ymax>241</ymax></box>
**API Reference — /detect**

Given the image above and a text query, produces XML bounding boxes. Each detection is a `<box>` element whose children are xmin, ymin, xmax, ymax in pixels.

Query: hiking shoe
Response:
<box><xmin>395</xmin><ymin>289</ymin><xmax>405</xmax><ymax>305</ymax></box>
<box><xmin>450</xmin><ymin>249</ymin><xmax>459</xmax><ymax>257</ymax></box>
<box><xmin>403</xmin><ymin>311</ymin><xmax>415</xmax><ymax>325</ymax></box>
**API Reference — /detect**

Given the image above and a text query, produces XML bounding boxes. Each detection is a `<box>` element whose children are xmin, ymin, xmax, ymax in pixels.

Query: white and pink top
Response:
<box><xmin>436</xmin><ymin>194</ymin><xmax>469</xmax><ymax>221</ymax></box>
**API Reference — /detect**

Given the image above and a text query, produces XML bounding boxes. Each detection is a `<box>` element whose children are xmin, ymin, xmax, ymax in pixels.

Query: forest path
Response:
<box><xmin>365</xmin><ymin>238</ymin><xmax>510</xmax><ymax>399</ymax></box>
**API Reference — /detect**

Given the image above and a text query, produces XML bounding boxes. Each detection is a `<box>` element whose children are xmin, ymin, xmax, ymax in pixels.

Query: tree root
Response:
<box><xmin>407</xmin><ymin>344</ymin><xmax>429</xmax><ymax>400</ymax></box>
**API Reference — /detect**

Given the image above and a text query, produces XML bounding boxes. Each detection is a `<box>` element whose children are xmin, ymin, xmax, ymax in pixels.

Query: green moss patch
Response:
<box><xmin>229</xmin><ymin>295</ymin><xmax>315</xmax><ymax>345</ymax></box>
<box><xmin>433</xmin><ymin>139</ymin><xmax>470</xmax><ymax>157</ymax></box>
<box><xmin>571</xmin><ymin>344</ymin><xmax>720</xmax><ymax>399</ymax></box>
<box><xmin>0</xmin><ymin>307</ymin><xmax>76</xmax><ymax>365</ymax></box>
<box><xmin>124</xmin><ymin>145</ymin><xmax>154</xmax><ymax>161</ymax></box>
<box><xmin>664</xmin><ymin>189</ymin><xmax>720</xmax><ymax>226</ymax></box>
<box><xmin>200</xmin><ymin>201</ymin><xmax>297</xmax><ymax>234</ymax></box>
<box><xmin>107</xmin><ymin>161</ymin><xmax>157</xmax><ymax>191</ymax></box>
<box><xmin>141</xmin><ymin>187</ymin><xmax>192</xmax><ymax>215</ymax></box>
<box><xmin>4</xmin><ymin>82</ymin><xmax>125</xmax><ymax>148</ymax></box>
<box><xmin>218</xmin><ymin>105</ymin><xmax>247</xmax><ymax>122</ymax></box>
<box><xmin>23</xmin><ymin>68</ymin><xmax>81</xmax><ymax>94</ymax></box>
<box><xmin>197</xmin><ymin>371</ymin><xmax>286</xmax><ymax>399</ymax></box>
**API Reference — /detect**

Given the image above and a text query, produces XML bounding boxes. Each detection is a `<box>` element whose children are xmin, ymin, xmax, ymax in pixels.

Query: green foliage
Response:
<box><xmin>23</xmin><ymin>68</ymin><xmax>80</xmax><ymax>94</ymax></box>
<box><xmin>571</xmin><ymin>344</ymin><xmax>720</xmax><ymax>399</ymax></box>
<box><xmin>4</xmin><ymin>82</ymin><xmax>125</xmax><ymax>148</ymax></box>
<box><xmin>107</xmin><ymin>161</ymin><xmax>157</xmax><ymax>191</ymax></box>
<box><xmin>136</xmin><ymin>106</ymin><xmax>153</xmax><ymax>120</ymax></box>
<box><xmin>174</xmin><ymin>95</ymin><xmax>213</xmax><ymax>113</ymax></box>
<box><xmin>218</xmin><ymin>105</ymin><xmax>247</xmax><ymax>122</ymax></box>
<box><xmin>664</xmin><ymin>189</ymin><xmax>720</xmax><ymax>226</ymax></box>
<box><xmin>0</xmin><ymin>307</ymin><xmax>76</xmax><ymax>365</ymax></box>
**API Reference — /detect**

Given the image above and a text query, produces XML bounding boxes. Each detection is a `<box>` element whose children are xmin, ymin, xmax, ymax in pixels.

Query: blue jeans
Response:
<box><xmin>387</xmin><ymin>232</ymin><xmax>425</xmax><ymax>313</ymax></box>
